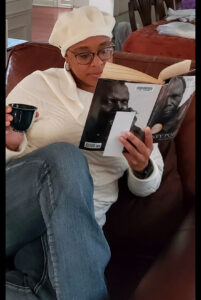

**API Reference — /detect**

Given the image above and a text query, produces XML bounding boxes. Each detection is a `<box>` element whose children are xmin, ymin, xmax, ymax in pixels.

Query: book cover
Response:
<box><xmin>79</xmin><ymin>65</ymin><xmax>195</xmax><ymax>157</ymax></box>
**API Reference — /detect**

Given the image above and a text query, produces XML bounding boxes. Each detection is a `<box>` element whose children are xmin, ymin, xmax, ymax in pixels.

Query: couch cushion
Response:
<box><xmin>104</xmin><ymin>140</ymin><xmax>185</xmax><ymax>300</ymax></box>
<box><xmin>104</xmin><ymin>140</ymin><xmax>184</xmax><ymax>253</ymax></box>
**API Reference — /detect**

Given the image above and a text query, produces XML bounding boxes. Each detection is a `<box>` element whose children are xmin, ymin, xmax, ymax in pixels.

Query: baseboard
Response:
<box><xmin>33</xmin><ymin>0</ymin><xmax>89</xmax><ymax>7</ymax></box>
<box><xmin>33</xmin><ymin>0</ymin><xmax>56</xmax><ymax>7</ymax></box>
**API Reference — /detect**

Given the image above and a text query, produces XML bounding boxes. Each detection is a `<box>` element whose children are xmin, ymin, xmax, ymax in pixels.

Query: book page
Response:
<box><xmin>101</xmin><ymin>62</ymin><xmax>163</xmax><ymax>84</ymax></box>
<box><xmin>103</xmin><ymin>112</ymin><xmax>136</xmax><ymax>157</ymax></box>
<box><xmin>158</xmin><ymin>60</ymin><xmax>191</xmax><ymax>81</ymax></box>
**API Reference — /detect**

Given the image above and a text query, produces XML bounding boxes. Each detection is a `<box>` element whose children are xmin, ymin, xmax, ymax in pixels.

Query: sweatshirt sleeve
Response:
<box><xmin>127</xmin><ymin>143</ymin><xmax>164</xmax><ymax>197</ymax></box>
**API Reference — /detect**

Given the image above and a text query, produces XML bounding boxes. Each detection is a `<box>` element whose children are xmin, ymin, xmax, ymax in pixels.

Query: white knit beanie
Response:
<box><xmin>49</xmin><ymin>6</ymin><xmax>116</xmax><ymax>57</ymax></box>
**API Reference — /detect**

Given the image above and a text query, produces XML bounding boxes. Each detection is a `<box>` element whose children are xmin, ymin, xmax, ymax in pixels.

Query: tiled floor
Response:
<box><xmin>32</xmin><ymin>6</ymin><xmax>72</xmax><ymax>42</ymax></box>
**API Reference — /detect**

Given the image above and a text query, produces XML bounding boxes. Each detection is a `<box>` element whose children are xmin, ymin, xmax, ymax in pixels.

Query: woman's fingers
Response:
<box><xmin>144</xmin><ymin>127</ymin><xmax>153</xmax><ymax>152</ymax></box>
<box><xmin>118</xmin><ymin>128</ymin><xmax>153</xmax><ymax>172</ymax></box>
<box><xmin>6</xmin><ymin>105</ymin><xmax>12</xmax><ymax>113</ymax></box>
<box><xmin>5</xmin><ymin>106</ymin><xmax>13</xmax><ymax>127</ymax></box>
<box><xmin>120</xmin><ymin>131</ymin><xmax>151</xmax><ymax>158</ymax></box>
<box><xmin>6</xmin><ymin>114</ymin><xmax>13</xmax><ymax>122</ymax></box>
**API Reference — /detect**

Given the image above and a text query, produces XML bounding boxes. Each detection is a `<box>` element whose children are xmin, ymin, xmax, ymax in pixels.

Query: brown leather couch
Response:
<box><xmin>6</xmin><ymin>42</ymin><xmax>195</xmax><ymax>300</ymax></box>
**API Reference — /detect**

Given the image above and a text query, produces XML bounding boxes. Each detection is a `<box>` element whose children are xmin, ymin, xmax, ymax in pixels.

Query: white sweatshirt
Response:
<box><xmin>6</xmin><ymin>66</ymin><xmax>164</xmax><ymax>227</ymax></box>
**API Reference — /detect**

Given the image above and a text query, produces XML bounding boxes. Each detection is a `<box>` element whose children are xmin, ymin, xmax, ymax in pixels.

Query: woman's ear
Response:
<box><xmin>65</xmin><ymin>61</ymin><xmax>70</xmax><ymax>71</ymax></box>
<box><xmin>64</xmin><ymin>55</ymin><xmax>71</xmax><ymax>71</ymax></box>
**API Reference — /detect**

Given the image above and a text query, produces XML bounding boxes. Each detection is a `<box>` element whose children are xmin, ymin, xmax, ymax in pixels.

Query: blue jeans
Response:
<box><xmin>6</xmin><ymin>142</ymin><xmax>111</xmax><ymax>300</ymax></box>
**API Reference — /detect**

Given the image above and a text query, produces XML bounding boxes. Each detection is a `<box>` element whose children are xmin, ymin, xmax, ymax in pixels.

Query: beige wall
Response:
<box><xmin>33</xmin><ymin>0</ymin><xmax>88</xmax><ymax>7</ymax></box>
<box><xmin>6</xmin><ymin>0</ymin><xmax>33</xmax><ymax>40</ymax></box>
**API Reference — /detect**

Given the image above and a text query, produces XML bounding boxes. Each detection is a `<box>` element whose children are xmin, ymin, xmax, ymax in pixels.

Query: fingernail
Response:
<box><xmin>124</xmin><ymin>131</ymin><xmax>130</xmax><ymax>138</ymax></box>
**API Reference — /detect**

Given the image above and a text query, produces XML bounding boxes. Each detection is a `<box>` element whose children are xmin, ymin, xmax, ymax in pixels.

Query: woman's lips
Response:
<box><xmin>89</xmin><ymin>72</ymin><xmax>102</xmax><ymax>78</ymax></box>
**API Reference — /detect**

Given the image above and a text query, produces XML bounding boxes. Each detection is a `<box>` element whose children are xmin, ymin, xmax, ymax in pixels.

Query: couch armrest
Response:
<box><xmin>175</xmin><ymin>95</ymin><xmax>195</xmax><ymax>207</ymax></box>
<box><xmin>6</xmin><ymin>42</ymin><xmax>64</xmax><ymax>97</ymax></box>
<box><xmin>128</xmin><ymin>208</ymin><xmax>195</xmax><ymax>300</ymax></box>
<box><xmin>113</xmin><ymin>51</ymin><xmax>195</xmax><ymax>78</ymax></box>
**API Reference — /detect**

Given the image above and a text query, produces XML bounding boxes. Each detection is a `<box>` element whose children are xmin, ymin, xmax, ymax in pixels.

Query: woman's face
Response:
<box><xmin>65</xmin><ymin>36</ymin><xmax>114</xmax><ymax>92</ymax></box>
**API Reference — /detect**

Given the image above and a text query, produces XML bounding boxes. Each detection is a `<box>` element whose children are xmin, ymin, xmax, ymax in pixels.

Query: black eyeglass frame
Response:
<box><xmin>67</xmin><ymin>45</ymin><xmax>115</xmax><ymax>65</ymax></box>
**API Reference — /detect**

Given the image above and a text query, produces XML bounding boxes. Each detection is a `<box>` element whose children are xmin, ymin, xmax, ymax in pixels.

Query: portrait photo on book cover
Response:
<box><xmin>147</xmin><ymin>76</ymin><xmax>195</xmax><ymax>141</ymax></box>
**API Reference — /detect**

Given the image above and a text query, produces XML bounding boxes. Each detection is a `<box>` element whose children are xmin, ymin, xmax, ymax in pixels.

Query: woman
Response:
<box><xmin>6</xmin><ymin>6</ymin><xmax>164</xmax><ymax>300</ymax></box>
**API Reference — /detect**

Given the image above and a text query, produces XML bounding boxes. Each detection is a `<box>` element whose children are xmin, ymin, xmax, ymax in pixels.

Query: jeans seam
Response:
<box><xmin>43</xmin><ymin>161</ymin><xmax>57</xmax><ymax>211</ymax></box>
<box><xmin>37</xmin><ymin>159</ymin><xmax>57</xmax><ymax>216</ymax></box>
<box><xmin>6</xmin><ymin>160</ymin><xmax>26</xmax><ymax>171</ymax></box>
<box><xmin>33</xmin><ymin>236</ymin><xmax>48</xmax><ymax>294</ymax></box>
<box><xmin>47</xmin><ymin>226</ymin><xmax>62</xmax><ymax>300</ymax></box>
<box><xmin>6</xmin><ymin>282</ymin><xmax>32</xmax><ymax>292</ymax></box>
<box><xmin>39</xmin><ymin>161</ymin><xmax>62</xmax><ymax>299</ymax></box>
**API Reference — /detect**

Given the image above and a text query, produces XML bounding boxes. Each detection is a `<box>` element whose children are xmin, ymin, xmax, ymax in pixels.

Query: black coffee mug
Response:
<box><xmin>9</xmin><ymin>103</ymin><xmax>38</xmax><ymax>132</ymax></box>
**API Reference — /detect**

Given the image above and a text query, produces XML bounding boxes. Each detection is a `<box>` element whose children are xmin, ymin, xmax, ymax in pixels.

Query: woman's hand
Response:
<box><xmin>118</xmin><ymin>127</ymin><xmax>153</xmax><ymax>172</ymax></box>
<box><xmin>6</xmin><ymin>105</ymin><xmax>24</xmax><ymax>151</ymax></box>
<box><xmin>6</xmin><ymin>105</ymin><xmax>39</xmax><ymax>151</ymax></box>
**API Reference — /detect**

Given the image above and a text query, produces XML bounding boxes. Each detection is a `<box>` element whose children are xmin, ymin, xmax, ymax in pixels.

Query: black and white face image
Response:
<box><xmin>161</xmin><ymin>77</ymin><xmax>186</xmax><ymax>123</ymax></box>
<box><xmin>98</xmin><ymin>80</ymin><xmax>130</xmax><ymax>122</ymax></box>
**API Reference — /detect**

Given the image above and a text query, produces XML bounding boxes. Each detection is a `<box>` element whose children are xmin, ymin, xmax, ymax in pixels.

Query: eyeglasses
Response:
<box><xmin>68</xmin><ymin>45</ymin><xmax>115</xmax><ymax>65</ymax></box>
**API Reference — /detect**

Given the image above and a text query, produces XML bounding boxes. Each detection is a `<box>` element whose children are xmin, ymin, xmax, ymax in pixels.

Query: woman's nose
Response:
<box><xmin>90</xmin><ymin>53</ymin><xmax>104</xmax><ymax>66</ymax></box>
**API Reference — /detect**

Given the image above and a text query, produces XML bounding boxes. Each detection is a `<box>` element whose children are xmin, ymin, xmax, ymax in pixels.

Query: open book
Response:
<box><xmin>79</xmin><ymin>60</ymin><xmax>195</xmax><ymax>157</ymax></box>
